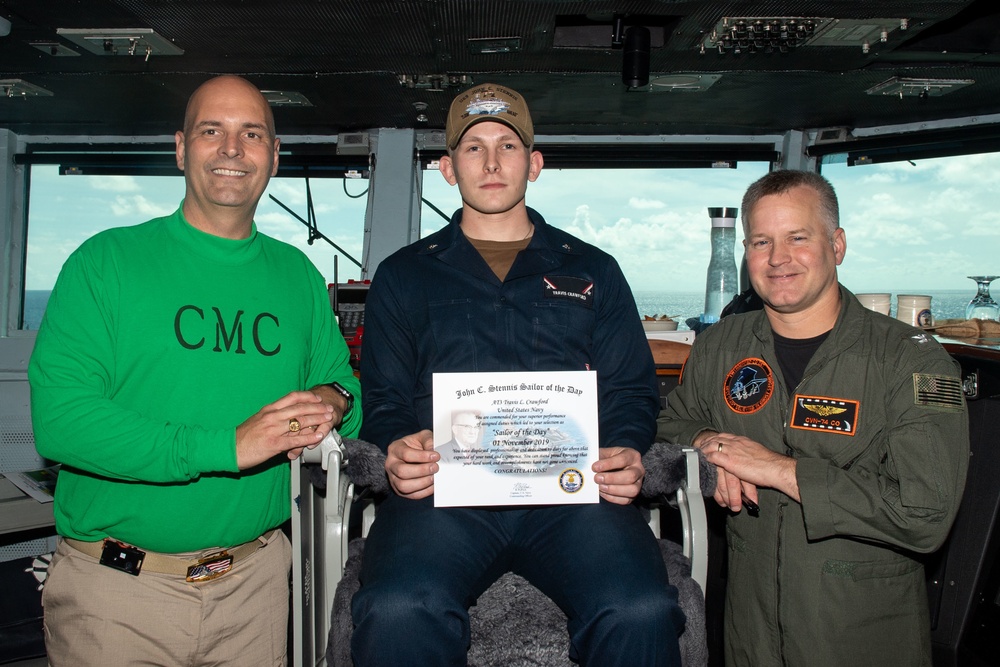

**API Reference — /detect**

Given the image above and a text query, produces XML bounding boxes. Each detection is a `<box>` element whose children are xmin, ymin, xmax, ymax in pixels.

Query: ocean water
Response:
<box><xmin>22</xmin><ymin>288</ymin><xmax>979</xmax><ymax>332</ymax></box>
<box><xmin>634</xmin><ymin>289</ymin><xmax>975</xmax><ymax>330</ymax></box>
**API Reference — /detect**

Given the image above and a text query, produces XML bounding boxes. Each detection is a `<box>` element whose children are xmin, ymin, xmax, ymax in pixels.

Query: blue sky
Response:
<box><xmin>24</xmin><ymin>151</ymin><xmax>1000</xmax><ymax>296</ymax></box>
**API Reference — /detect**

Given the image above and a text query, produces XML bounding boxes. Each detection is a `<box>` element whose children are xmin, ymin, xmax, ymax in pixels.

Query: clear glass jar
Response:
<box><xmin>702</xmin><ymin>207</ymin><xmax>739</xmax><ymax>323</ymax></box>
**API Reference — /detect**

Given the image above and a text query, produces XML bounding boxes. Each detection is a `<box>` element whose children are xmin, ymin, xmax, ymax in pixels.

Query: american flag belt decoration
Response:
<box><xmin>186</xmin><ymin>551</ymin><xmax>234</xmax><ymax>582</ymax></box>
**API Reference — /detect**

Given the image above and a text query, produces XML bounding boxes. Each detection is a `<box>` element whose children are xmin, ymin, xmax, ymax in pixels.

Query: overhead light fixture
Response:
<box><xmin>261</xmin><ymin>90</ymin><xmax>313</xmax><ymax>107</ymax></box>
<box><xmin>56</xmin><ymin>28</ymin><xmax>183</xmax><ymax>59</ymax></box>
<box><xmin>398</xmin><ymin>74</ymin><xmax>472</xmax><ymax>91</ymax></box>
<box><xmin>648</xmin><ymin>74</ymin><xmax>721</xmax><ymax>92</ymax></box>
<box><xmin>866</xmin><ymin>76</ymin><xmax>975</xmax><ymax>98</ymax></box>
<box><xmin>468</xmin><ymin>37</ymin><xmax>521</xmax><ymax>54</ymax></box>
<box><xmin>0</xmin><ymin>79</ymin><xmax>54</xmax><ymax>98</ymax></box>
<box><xmin>807</xmin><ymin>18</ymin><xmax>905</xmax><ymax>53</ymax></box>
<box><xmin>699</xmin><ymin>17</ymin><xmax>832</xmax><ymax>55</ymax></box>
<box><xmin>30</xmin><ymin>41</ymin><xmax>80</xmax><ymax>56</ymax></box>
<box><xmin>815</xmin><ymin>127</ymin><xmax>849</xmax><ymax>144</ymax></box>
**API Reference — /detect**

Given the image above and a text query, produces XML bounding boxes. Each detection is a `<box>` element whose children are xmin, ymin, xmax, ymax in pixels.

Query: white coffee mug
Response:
<box><xmin>855</xmin><ymin>293</ymin><xmax>891</xmax><ymax>316</ymax></box>
<box><xmin>896</xmin><ymin>294</ymin><xmax>933</xmax><ymax>328</ymax></box>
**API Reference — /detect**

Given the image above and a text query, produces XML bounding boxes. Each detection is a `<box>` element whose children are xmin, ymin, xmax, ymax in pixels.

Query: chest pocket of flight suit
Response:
<box><xmin>426</xmin><ymin>298</ymin><xmax>483</xmax><ymax>370</ymax></box>
<box><xmin>787</xmin><ymin>392</ymin><xmax>887</xmax><ymax>470</ymax></box>
<box><xmin>425</xmin><ymin>276</ymin><xmax>598</xmax><ymax>371</ymax></box>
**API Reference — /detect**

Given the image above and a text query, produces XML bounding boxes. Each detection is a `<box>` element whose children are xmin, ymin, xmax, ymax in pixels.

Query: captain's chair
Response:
<box><xmin>291</xmin><ymin>435</ymin><xmax>714</xmax><ymax>667</ymax></box>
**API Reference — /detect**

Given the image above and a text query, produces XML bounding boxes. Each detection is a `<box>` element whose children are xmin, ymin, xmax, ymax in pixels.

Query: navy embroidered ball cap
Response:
<box><xmin>445</xmin><ymin>83</ymin><xmax>534</xmax><ymax>150</ymax></box>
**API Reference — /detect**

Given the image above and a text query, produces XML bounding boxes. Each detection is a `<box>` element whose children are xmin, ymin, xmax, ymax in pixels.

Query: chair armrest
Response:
<box><xmin>641</xmin><ymin>441</ymin><xmax>714</xmax><ymax>597</ymax></box>
<box><xmin>291</xmin><ymin>430</ymin><xmax>353</xmax><ymax>667</ymax></box>
<box><xmin>300</xmin><ymin>430</ymin><xmax>353</xmax><ymax>579</ymax></box>
<box><xmin>675</xmin><ymin>447</ymin><xmax>709</xmax><ymax>595</ymax></box>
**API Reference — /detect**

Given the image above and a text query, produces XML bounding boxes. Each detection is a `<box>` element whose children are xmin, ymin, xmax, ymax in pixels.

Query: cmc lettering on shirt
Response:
<box><xmin>173</xmin><ymin>305</ymin><xmax>281</xmax><ymax>356</ymax></box>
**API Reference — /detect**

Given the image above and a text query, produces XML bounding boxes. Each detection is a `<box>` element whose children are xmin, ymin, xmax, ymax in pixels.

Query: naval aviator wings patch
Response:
<box><xmin>913</xmin><ymin>373</ymin><xmax>964</xmax><ymax>410</ymax></box>
<box><xmin>791</xmin><ymin>395</ymin><xmax>858</xmax><ymax>435</ymax></box>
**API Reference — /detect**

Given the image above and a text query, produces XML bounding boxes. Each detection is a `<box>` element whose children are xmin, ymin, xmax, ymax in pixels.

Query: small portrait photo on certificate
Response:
<box><xmin>435</xmin><ymin>409</ymin><xmax>484</xmax><ymax>464</ymax></box>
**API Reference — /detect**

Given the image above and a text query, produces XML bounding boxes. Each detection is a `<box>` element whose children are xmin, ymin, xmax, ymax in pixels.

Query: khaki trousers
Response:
<box><xmin>43</xmin><ymin>530</ymin><xmax>291</xmax><ymax>667</ymax></box>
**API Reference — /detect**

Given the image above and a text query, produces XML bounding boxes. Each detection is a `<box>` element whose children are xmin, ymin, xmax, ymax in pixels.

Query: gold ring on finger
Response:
<box><xmin>717</xmin><ymin>442</ymin><xmax>723</xmax><ymax>453</ymax></box>
<box><xmin>289</xmin><ymin>418</ymin><xmax>301</xmax><ymax>432</ymax></box>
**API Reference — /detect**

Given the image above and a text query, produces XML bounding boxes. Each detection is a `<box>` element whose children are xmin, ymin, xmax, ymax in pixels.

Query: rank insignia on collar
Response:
<box><xmin>791</xmin><ymin>395</ymin><xmax>858</xmax><ymax>435</ymax></box>
<box><xmin>542</xmin><ymin>276</ymin><xmax>594</xmax><ymax>307</ymax></box>
<box><xmin>724</xmin><ymin>358</ymin><xmax>773</xmax><ymax>414</ymax></box>
<box><xmin>185</xmin><ymin>552</ymin><xmax>233</xmax><ymax>582</ymax></box>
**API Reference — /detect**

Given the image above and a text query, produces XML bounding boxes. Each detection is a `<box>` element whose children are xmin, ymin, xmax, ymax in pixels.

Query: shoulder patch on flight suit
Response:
<box><xmin>724</xmin><ymin>357</ymin><xmax>773</xmax><ymax>414</ymax></box>
<box><xmin>913</xmin><ymin>373</ymin><xmax>964</xmax><ymax>410</ymax></box>
<box><xmin>791</xmin><ymin>395</ymin><xmax>858</xmax><ymax>435</ymax></box>
<box><xmin>542</xmin><ymin>276</ymin><xmax>594</xmax><ymax>307</ymax></box>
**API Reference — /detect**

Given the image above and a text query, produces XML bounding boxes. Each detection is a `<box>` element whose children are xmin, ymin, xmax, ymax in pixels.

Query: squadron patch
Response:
<box><xmin>791</xmin><ymin>395</ymin><xmax>858</xmax><ymax>435</ymax></box>
<box><xmin>724</xmin><ymin>358</ymin><xmax>774</xmax><ymax>414</ymax></box>
<box><xmin>542</xmin><ymin>276</ymin><xmax>594</xmax><ymax>307</ymax></box>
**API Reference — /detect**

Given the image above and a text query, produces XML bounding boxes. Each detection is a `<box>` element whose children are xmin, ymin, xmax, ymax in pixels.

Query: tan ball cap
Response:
<box><xmin>445</xmin><ymin>83</ymin><xmax>534</xmax><ymax>150</ymax></box>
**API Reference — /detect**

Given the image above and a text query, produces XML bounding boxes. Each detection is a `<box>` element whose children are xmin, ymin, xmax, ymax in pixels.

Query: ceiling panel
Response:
<box><xmin>0</xmin><ymin>0</ymin><xmax>997</xmax><ymax>138</ymax></box>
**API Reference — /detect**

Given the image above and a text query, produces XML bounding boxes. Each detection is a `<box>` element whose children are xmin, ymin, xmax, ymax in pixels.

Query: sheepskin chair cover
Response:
<box><xmin>325</xmin><ymin>439</ymin><xmax>714</xmax><ymax>667</ymax></box>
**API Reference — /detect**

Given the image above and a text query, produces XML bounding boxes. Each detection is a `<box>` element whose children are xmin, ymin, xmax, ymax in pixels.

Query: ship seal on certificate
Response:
<box><xmin>559</xmin><ymin>468</ymin><xmax>585</xmax><ymax>494</ymax></box>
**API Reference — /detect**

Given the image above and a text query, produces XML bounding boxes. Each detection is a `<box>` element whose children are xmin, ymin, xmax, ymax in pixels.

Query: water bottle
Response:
<box><xmin>701</xmin><ymin>207</ymin><xmax>739</xmax><ymax>324</ymax></box>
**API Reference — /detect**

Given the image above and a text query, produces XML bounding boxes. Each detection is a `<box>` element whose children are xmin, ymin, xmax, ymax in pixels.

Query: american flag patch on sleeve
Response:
<box><xmin>913</xmin><ymin>373</ymin><xmax>964</xmax><ymax>410</ymax></box>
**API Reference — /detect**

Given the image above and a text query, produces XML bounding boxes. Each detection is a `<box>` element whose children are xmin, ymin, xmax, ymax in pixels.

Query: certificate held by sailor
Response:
<box><xmin>432</xmin><ymin>370</ymin><xmax>599</xmax><ymax>507</ymax></box>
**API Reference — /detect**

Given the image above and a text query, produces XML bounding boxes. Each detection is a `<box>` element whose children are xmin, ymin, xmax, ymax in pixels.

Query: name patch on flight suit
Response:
<box><xmin>724</xmin><ymin>358</ymin><xmax>773</xmax><ymax>414</ymax></box>
<box><xmin>790</xmin><ymin>395</ymin><xmax>859</xmax><ymax>435</ymax></box>
<box><xmin>542</xmin><ymin>276</ymin><xmax>594</xmax><ymax>307</ymax></box>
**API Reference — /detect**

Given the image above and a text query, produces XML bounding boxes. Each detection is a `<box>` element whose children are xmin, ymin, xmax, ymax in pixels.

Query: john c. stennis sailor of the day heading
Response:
<box><xmin>455</xmin><ymin>383</ymin><xmax>585</xmax><ymax>399</ymax></box>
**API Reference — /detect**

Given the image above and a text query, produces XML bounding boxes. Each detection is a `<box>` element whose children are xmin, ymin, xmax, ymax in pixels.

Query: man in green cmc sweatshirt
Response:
<box><xmin>28</xmin><ymin>75</ymin><xmax>360</xmax><ymax>666</ymax></box>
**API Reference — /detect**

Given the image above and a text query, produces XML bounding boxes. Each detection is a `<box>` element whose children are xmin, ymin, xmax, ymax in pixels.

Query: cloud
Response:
<box><xmin>628</xmin><ymin>197</ymin><xmax>666</xmax><ymax>210</ymax></box>
<box><xmin>829</xmin><ymin>155</ymin><xmax>1000</xmax><ymax>289</ymax></box>
<box><xmin>526</xmin><ymin>167</ymin><xmax>765</xmax><ymax>291</ymax></box>
<box><xmin>254</xmin><ymin>206</ymin><xmax>365</xmax><ymax>278</ymax></box>
<box><xmin>109</xmin><ymin>195</ymin><xmax>174</xmax><ymax>218</ymax></box>
<box><xmin>256</xmin><ymin>209</ymin><xmax>303</xmax><ymax>237</ymax></box>
<box><xmin>559</xmin><ymin>204</ymin><xmax>723</xmax><ymax>291</ymax></box>
<box><xmin>857</xmin><ymin>171</ymin><xmax>897</xmax><ymax>185</ymax></box>
<box><xmin>265</xmin><ymin>180</ymin><xmax>307</xmax><ymax>207</ymax></box>
<box><xmin>90</xmin><ymin>176</ymin><xmax>141</xmax><ymax>192</ymax></box>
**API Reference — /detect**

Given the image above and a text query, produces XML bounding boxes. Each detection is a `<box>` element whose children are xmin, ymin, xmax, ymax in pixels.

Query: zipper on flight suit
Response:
<box><xmin>773</xmin><ymin>345</ymin><xmax>838</xmax><ymax>664</ymax></box>
<box><xmin>774</xmin><ymin>357</ymin><xmax>802</xmax><ymax>666</ymax></box>
<box><xmin>776</xmin><ymin>502</ymin><xmax>788</xmax><ymax>666</ymax></box>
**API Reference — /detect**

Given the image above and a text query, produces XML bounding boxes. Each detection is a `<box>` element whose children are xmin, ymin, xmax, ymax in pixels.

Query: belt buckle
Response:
<box><xmin>185</xmin><ymin>551</ymin><xmax>233</xmax><ymax>582</ymax></box>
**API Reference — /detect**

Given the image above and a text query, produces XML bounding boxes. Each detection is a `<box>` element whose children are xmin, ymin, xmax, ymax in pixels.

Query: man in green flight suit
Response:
<box><xmin>657</xmin><ymin>169</ymin><xmax>969</xmax><ymax>666</ymax></box>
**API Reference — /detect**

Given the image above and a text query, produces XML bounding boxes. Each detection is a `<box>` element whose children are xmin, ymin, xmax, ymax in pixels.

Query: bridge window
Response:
<box><xmin>822</xmin><ymin>151</ymin><xmax>1000</xmax><ymax>320</ymax></box>
<box><xmin>421</xmin><ymin>163</ymin><xmax>770</xmax><ymax>328</ymax></box>
<box><xmin>21</xmin><ymin>165</ymin><xmax>366</xmax><ymax>330</ymax></box>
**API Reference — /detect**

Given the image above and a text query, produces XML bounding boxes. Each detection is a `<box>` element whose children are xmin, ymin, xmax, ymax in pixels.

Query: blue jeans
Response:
<box><xmin>351</xmin><ymin>495</ymin><xmax>684</xmax><ymax>666</ymax></box>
